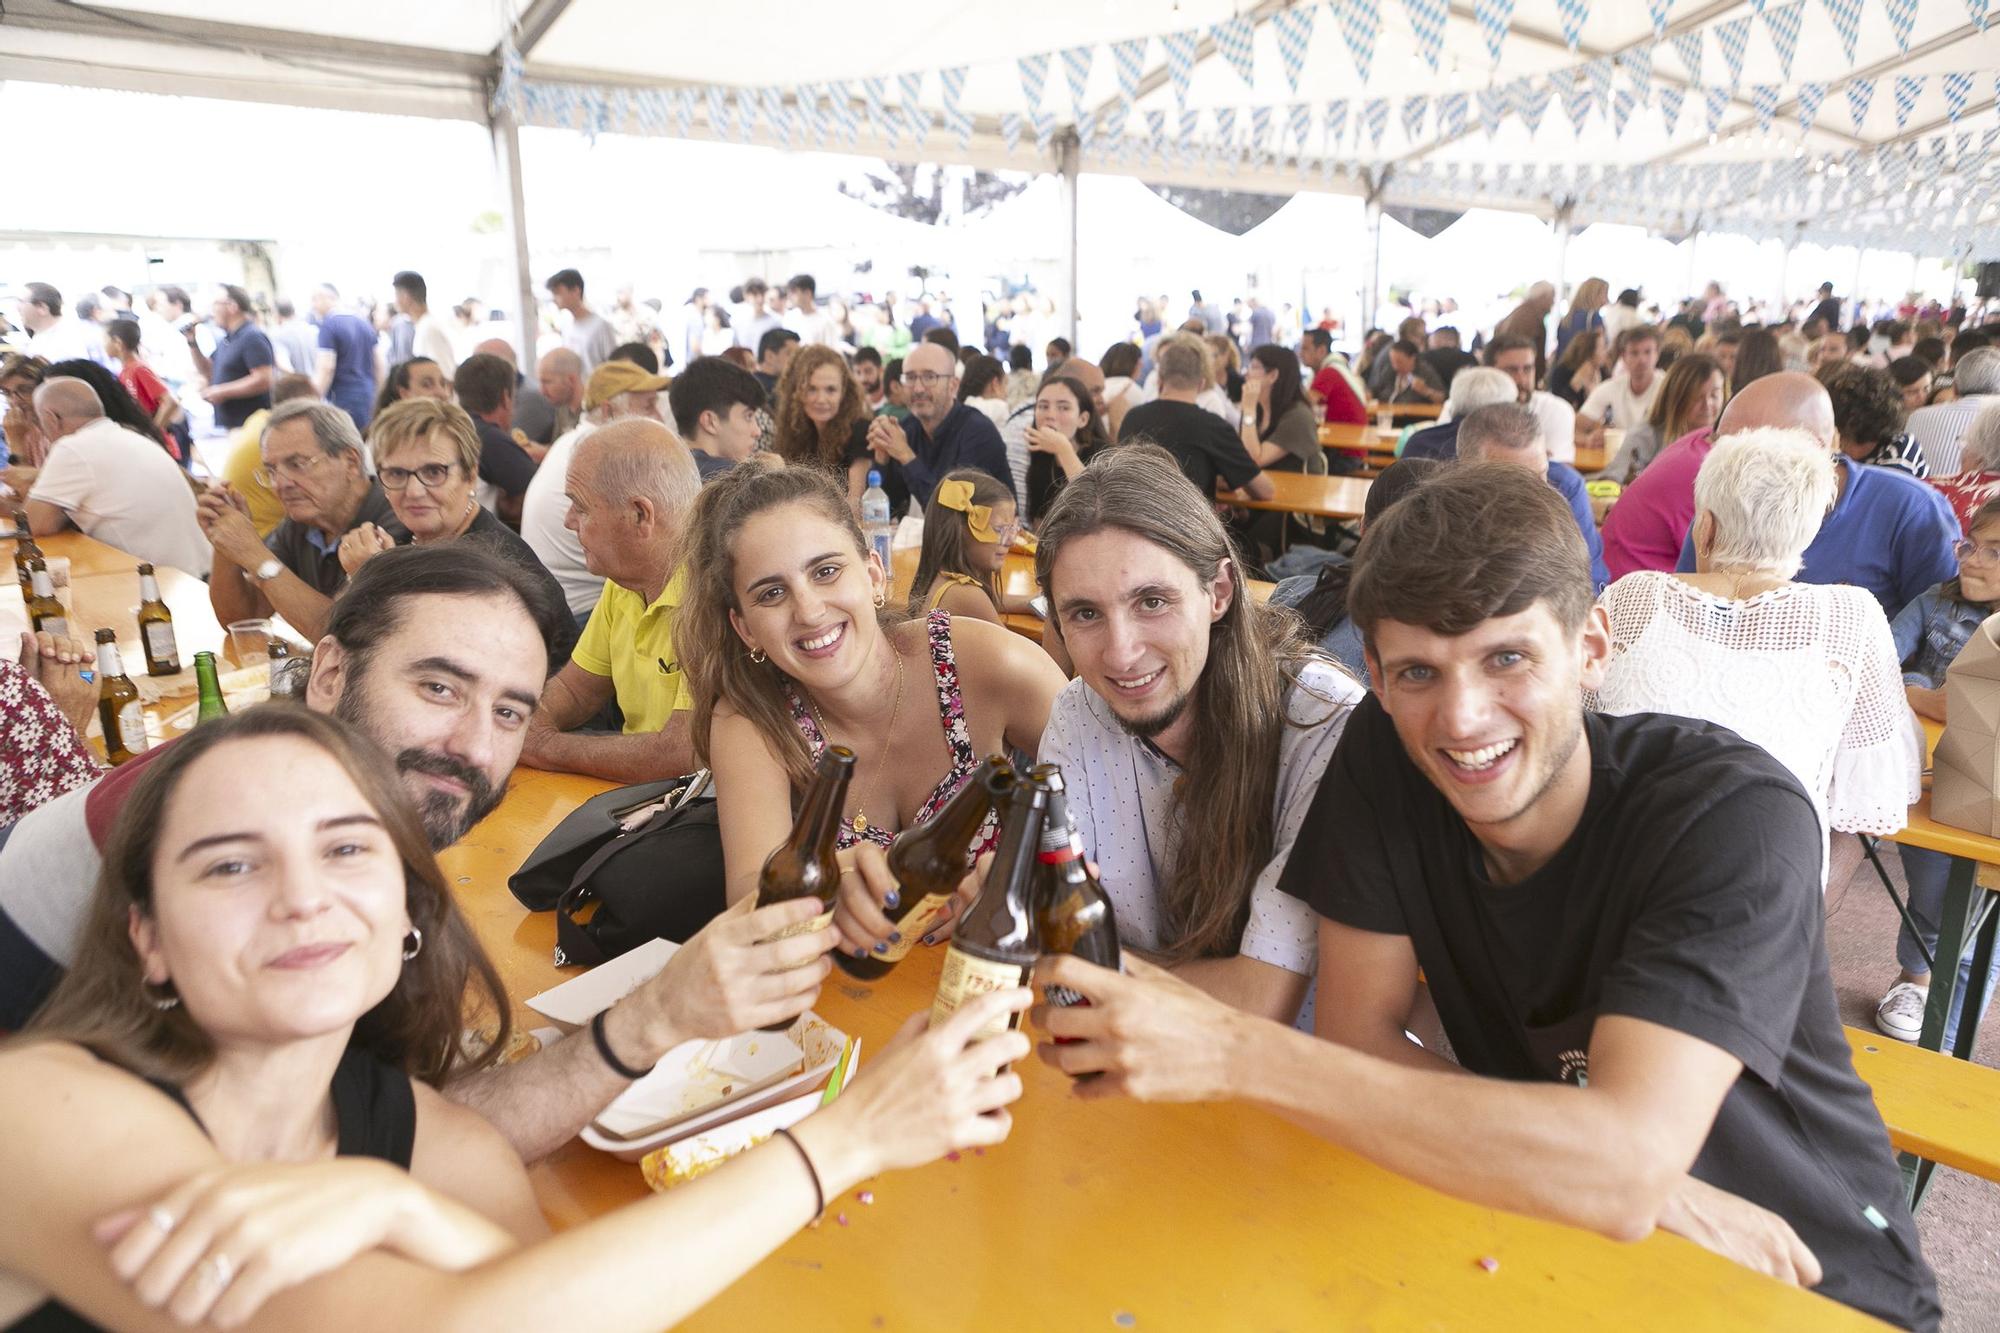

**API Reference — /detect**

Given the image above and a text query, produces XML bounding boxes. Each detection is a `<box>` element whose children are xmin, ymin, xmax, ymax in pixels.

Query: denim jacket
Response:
<box><xmin>1891</xmin><ymin>583</ymin><xmax>1992</xmax><ymax>687</ymax></box>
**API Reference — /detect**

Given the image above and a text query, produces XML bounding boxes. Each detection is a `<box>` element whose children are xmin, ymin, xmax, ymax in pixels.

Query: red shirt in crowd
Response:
<box><xmin>1311</xmin><ymin>366</ymin><xmax>1367</xmax><ymax>426</ymax></box>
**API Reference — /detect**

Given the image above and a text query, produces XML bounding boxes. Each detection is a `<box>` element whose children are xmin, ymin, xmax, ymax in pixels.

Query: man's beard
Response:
<box><xmin>335</xmin><ymin>682</ymin><xmax>501</xmax><ymax>849</ymax></box>
<box><xmin>1112</xmin><ymin>687</ymin><xmax>1192</xmax><ymax>742</ymax></box>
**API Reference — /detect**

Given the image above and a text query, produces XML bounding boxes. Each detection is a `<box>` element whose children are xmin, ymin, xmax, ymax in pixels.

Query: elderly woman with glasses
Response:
<box><xmin>340</xmin><ymin>399</ymin><xmax>576</xmax><ymax>666</ymax></box>
<box><xmin>1588</xmin><ymin>427</ymin><xmax>1921</xmax><ymax>883</ymax></box>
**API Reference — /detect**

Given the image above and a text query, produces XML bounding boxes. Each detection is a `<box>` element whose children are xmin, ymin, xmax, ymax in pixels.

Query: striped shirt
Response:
<box><xmin>1906</xmin><ymin>394</ymin><xmax>1998</xmax><ymax>477</ymax></box>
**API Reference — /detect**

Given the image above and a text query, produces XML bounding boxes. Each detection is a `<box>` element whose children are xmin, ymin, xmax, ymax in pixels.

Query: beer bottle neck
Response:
<box><xmin>139</xmin><ymin>572</ymin><xmax>161</xmax><ymax>601</ymax></box>
<box><xmin>31</xmin><ymin>568</ymin><xmax>53</xmax><ymax>597</ymax></box>
<box><xmin>792</xmin><ymin>759</ymin><xmax>853</xmax><ymax>855</ymax></box>
<box><xmin>96</xmin><ymin>642</ymin><xmax>125</xmax><ymax>678</ymax></box>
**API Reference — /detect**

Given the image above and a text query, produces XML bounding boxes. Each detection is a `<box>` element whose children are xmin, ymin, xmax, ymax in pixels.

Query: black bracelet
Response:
<box><xmin>774</xmin><ymin>1127</ymin><xmax>824</xmax><ymax>1217</ymax></box>
<box><xmin>590</xmin><ymin>1009</ymin><xmax>650</xmax><ymax>1081</ymax></box>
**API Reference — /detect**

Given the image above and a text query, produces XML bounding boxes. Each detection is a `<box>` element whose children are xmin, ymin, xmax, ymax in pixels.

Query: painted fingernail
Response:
<box><xmin>921</xmin><ymin>935</ymin><xmax>936</xmax><ymax>946</ymax></box>
<box><xmin>873</xmin><ymin>942</ymin><xmax>889</xmax><ymax>954</ymax></box>
<box><xmin>853</xmin><ymin>948</ymin><xmax>868</xmax><ymax>958</ymax></box>
<box><xmin>883</xmin><ymin>890</ymin><xmax>901</xmax><ymax>910</ymax></box>
<box><xmin>888</xmin><ymin>931</ymin><xmax>902</xmax><ymax>944</ymax></box>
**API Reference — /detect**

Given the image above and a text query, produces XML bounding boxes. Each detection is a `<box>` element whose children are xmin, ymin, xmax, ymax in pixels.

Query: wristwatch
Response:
<box><xmin>252</xmin><ymin>557</ymin><xmax>284</xmax><ymax>582</ymax></box>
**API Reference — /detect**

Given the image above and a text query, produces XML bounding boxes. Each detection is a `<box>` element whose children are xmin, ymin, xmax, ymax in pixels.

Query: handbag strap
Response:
<box><xmin>551</xmin><ymin>771</ymin><xmax>713</xmax><ymax>969</ymax></box>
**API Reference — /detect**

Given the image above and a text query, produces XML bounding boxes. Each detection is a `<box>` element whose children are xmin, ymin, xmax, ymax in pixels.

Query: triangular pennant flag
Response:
<box><xmin>938</xmin><ymin>66</ymin><xmax>967</xmax><ymax>111</ymax></box>
<box><xmin>734</xmin><ymin>86</ymin><xmax>757</xmax><ymax>144</ymax></box>
<box><xmin>1272</xmin><ymin>7</ymin><xmax>1315</xmax><ymax>92</ymax></box>
<box><xmin>1893</xmin><ymin>74</ymin><xmax>1926</xmax><ymax>130</ymax></box>
<box><xmin>1620</xmin><ymin>43</ymin><xmax>1654</xmax><ymax>105</ymax></box>
<box><xmin>1612</xmin><ymin>86</ymin><xmax>1636</xmax><ymax>135</ymax></box>
<box><xmin>1668</xmin><ymin>28</ymin><xmax>1702</xmax><ymax>84</ymax></box>
<box><xmin>1944</xmin><ymin>70</ymin><xmax>1975</xmax><ymax>123</ymax></box>
<box><xmin>1288</xmin><ymin>101</ymin><xmax>1314</xmax><ymax>153</ymax></box>
<box><xmin>1884</xmin><ymin>0</ymin><xmax>1918</xmax><ymax>51</ymax></box>
<box><xmin>1143</xmin><ymin>108</ymin><xmax>1166</xmax><ymax>161</ymax></box>
<box><xmin>1819</xmin><ymin>0</ymin><xmax>1861</xmax><ymax>63</ymax></box>
<box><xmin>1704</xmin><ymin>84</ymin><xmax>1731</xmax><ymax>135</ymax></box>
<box><xmin>1750</xmin><ymin>83</ymin><xmax>1779</xmax><ymax>132</ymax></box>
<box><xmin>1211</xmin><ymin>14</ymin><xmax>1257</xmax><ymax>85</ymax></box>
<box><xmin>897</xmin><ymin>71</ymin><xmax>923</xmax><ymax>110</ymax></box>
<box><xmin>1213</xmin><ymin>105</ymin><xmax>1237</xmax><ymax>148</ymax></box>
<box><xmin>1647</xmin><ymin>0</ymin><xmax>1673</xmax><ymax>36</ymax></box>
<box><xmin>1000</xmin><ymin>112</ymin><xmax>1023</xmax><ymax>155</ymax></box>
<box><xmin>1552</xmin><ymin>66</ymin><xmax>1593</xmax><ymax>130</ymax></box>
<box><xmin>1363</xmin><ymin>96</ymin><xmax>1391</xmax><ymax>148</ymax></box>
<box><xmin>1325</xmin><ymin>98</ymin><xmax>1350</xmax><ymax>149</ymax></box>
<box><xmin>1250</xmin><ymin>104</ymin><xmax>1275</xmax><ymax>161</ymax></box>
<box><xmin>1555</xmin><ymin>0</ymin><xmax>1588</xmax><ymax>50</ymax></box>
<box><xmin>1060</xmin><ymin>45</ymin><xmax>1094</xmax><ymax>117</ymax></box>
<box><xmin>1713</xmin><ymin>14</ymin><xmax>1751</xmax><ymax>90</ymax></box>
<box><xmin>1110</xmin><ymin>38</ymin><xmax>1148</xmax><ymax>102</ymax></box>
<box><xmin>1438</xmin><ymin>90</ymin><xmax>1469</xmax><ymax>138</ymax></box>
<box><xmin>862</xmin><ymin>75</ymin><xmax>891</xmax><ymax>140</ymax></box>
<box><xmin>1018</xmin><ymin>52</ymin><xmax>1049</xmax><ymax>110</ymax></box>
<box><xmin>946</xmin><ymin>107</ymin><xmax>974</xmax><ymax>151</ymax></box>
<box><xmin>1585</xmin><ymin>54</ymin><xmax>1615</xmax><ymax>109</ymax></box>
<box><xmin>1478</xmin><ymin>85</ymin><xmax>1508</xmax><ymax>135</ymax></box>
<box><xmin>761</xmin><ymin>87</ymin><xmax>790</xmax><ymax>146</ymax></box>
<box><xmin>1846</xmin><ymin>76</ymin><xmax>1875</xmax><ymax>132</ymax></box>
<box><xmin>672</xmin><ymin>87</ymin><xmax>696</xmax><ymax>138</ymax></box>
<box><xmin>1161</xmin><ymin>29</ymin><xmax>1200</xmax><ymax>104</ymax></box>
<box><xmin>1972</xmin><ymin>0</ymin><xmax>1993</xmax><ymax>31</ymax></box>
<box><xmin>1473</xmin><ymin>0</ymin><xmax>1514</xmax><ymax>62</ymax></box>
<box><xmin>1402</xmin><ymin>93</ymin><xmax>1430</xmax><ymax>141</ymax></box>
<box><xmin>705</xmin><ymin>85</ymin><xmax>730</xmax><ymax>139</ymax></box>
<box><xmin>1032</xmin><ymin>109</ymin><xmax>1056</xmax><ymax>153</ymax></box>
<box><xmin>1335</xmin><ymin>0</ymin><xmax>1383</xmax><ymax>83</ymax></box>
<box><xmin>1659</xmin><ymin>83</ymin><xmax>1685</xmax><ymax>134</ymax></box>
<box><xmin>1761</xmin><ymin>0</ymin><xmax>1804</xmax><ymax>80</ymax></box>
<box><xmin>1517</xmin><ymin>79</ymin><xmax>1555</xmax><ymax>132</ymax></box>
<box><xmin>1177</xmin><ymin>107</ymin><xmax>1200</xmax><ymax>164</ymax></box>
<box><xmin>1797</xmin><ymin>81</ymin><xmax>1826</xmax><ymax>129</ymax></box>
<box><xmin>1403</xmin><ymin>0</ymin><xmax>1449</xmax><ymax>70</ymax></box>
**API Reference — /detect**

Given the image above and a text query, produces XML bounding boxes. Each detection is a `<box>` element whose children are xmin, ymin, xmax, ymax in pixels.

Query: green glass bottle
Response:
<box><xmin>193</xmin><ymin>650</ymin><xmax>229</xmax><ymax>722</ymax></box>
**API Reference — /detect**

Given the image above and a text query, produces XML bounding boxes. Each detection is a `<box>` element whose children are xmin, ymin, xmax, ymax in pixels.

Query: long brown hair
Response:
<box><xmin>1646</xmin><ymin>352</ymin><xmax>1723</xmax><ymax>442</ymax></box>
<box><xmin>24</xmin><ymin>707</ymin><xmax>509</xmax><ymax>1088</ymax></box>
<box><xmin>1034</xmin><ymin>444</ymin><xmax>1327</xmax><ymax>962</ymax></box>
<box><xmin>773</xmin><ymin>344</ymin><xmax>867</xmax><ymax>470</ymax></box>
<box><xmin>909</xmin><ymin>468</ymin><xmax>1011</xmax><ymax>616</ymax></box>
<box><xmin>679</xmin><ymin>463</ymin><xmax>906</xmax><ymax>792</ymax></box>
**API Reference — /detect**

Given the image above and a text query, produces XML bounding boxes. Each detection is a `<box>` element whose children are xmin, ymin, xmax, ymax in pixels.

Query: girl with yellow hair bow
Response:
<box><xmin>907</xmin><ymin>469</ymin><xmax>1020</xmax><ymax>624</ymax></box>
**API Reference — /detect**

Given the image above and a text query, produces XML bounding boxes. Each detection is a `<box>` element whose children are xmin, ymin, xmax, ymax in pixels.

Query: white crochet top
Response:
<box><xmin>1586</xmin><ymin>572</ymin><xmax>1921</xmax><ymax>848</ymax></box>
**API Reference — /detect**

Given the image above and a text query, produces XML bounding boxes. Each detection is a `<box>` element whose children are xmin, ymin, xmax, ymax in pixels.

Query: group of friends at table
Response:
<box><xmin>1</xmin><ymin>330</ymin><xmax>1987</xmax><ymax>1331</ymax></box>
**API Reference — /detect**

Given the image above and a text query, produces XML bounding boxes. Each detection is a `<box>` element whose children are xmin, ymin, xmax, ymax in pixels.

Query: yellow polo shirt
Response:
<box><xmin>571</xmin><ymin>569</ymin><xmax>690</xmax><ymax>733</ymax></box>
<box><xmin>222</xmin><ymin>409</ymin><xmax>286</xmax><ymax>537</ymax></box>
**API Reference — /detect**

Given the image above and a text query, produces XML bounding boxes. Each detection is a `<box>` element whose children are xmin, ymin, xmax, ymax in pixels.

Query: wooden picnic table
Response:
<box><xmin>1</xmin><ymin>532</ymin><xmax>233</xmax><ymax>663</ymax></box>
<box><xmin>442</xmin><ymin>766</ymin><xmax>1880</xmax><ymax>1331</ymax></box>
<box><xmin>1317</xmin><ymin>424</ymin><xmax>1614</xmax><ymax>478</ymax></box>
<box><xmin>1367</xmin><ymin>400</ymin><xmax>1443</xmax><ymax>419</ymax></box>
<box><xmin>1228</xmin><ymin>471</ymin><xmax>1372</xmax><ymax>521</ymax></box>
<box><xmin>888</xmin><ymin>547</ymin><xmax>1271</xmax><ymax>639</ymax></box>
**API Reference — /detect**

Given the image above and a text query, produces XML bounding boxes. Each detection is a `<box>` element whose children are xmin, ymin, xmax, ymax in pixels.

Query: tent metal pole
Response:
<box><xmin>1553</xmin><ymin>202</ymin><xmax>1574</xmax><ymax>301</ymax></box>
<box><xmin>1363</xmin><ymin>170</ymin><xmax>1388</xmax><ymax>338</ymax></box>
<box><xmin>489</xmin><ymin>102</ymin><xmax>537</xmax><ymax>367</ymax></box>
<box><xmin>1057</xmin><ymin>133</ymin><xmax>1081</xmax><ymax>347</ymax></box>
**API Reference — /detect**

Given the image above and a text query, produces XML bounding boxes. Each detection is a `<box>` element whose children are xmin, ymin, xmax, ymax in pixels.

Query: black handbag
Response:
<box><xmin>507</xmin><ymin>770</ymin><xmax>727</xmax><ymax>968</ymax></box>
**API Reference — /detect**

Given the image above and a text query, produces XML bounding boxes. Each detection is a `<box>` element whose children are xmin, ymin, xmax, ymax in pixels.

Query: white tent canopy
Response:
<box><xmin>4</xmin><ymin>0</ymin><xmax>1996</xmax><ymax>343</ymax></box>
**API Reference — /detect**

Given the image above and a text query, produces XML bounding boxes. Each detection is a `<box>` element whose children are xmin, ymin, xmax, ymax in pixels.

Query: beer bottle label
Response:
<box><xmin>36</xmin><ymin>615</ymin><xmax>69</xmax><ymax>639</ymax></box>
<box><xmin>930</xmin><ymin>945</ymin><xmax>1026</xmax><ymax>1040</ymax></box>
<box><xmin>876</xmin><ymin>890</ymin><xmax>953</xmax><ymax>962</ymax></box>
<box><xmin>758</xmin><ymin>908</ymin><xmax>833</xmax><ymax>969</ymax></box>
<box><xmin>116</xmin><ymin>701</ymin><xmax>148</xmax><ymax>752</ymax></box>
<box><xmin>144</xmin><ymin>622</ymin><xmax>178</xmax><ymax>662</ymax></box>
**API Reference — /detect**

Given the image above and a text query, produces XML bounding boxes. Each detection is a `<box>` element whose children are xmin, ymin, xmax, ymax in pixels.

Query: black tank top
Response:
<box><xmin>10</xmin><ymin>1045</ymin><xmax>416</xmax><ymax>1332</ymax></box>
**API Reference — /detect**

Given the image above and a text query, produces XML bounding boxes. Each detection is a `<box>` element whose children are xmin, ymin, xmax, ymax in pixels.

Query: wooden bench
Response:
<box><xmin>1846</xmin><ymin>1026</ymin><xmax>2000</xmax><ymax>1185</ymax></box>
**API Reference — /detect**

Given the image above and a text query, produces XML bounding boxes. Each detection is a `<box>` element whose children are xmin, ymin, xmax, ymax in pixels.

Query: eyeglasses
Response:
<box><xmin>903</xmin><ymin>371</ymin><xmax>952</xmax><ymax>389</ymax></box>
<box><xmin>1955</xmin><ymin>539</ymin><xmax>2000</xmax><ymax>566</ymax></box>
<box><xmin>378</xmin><ymin>462</ymin><xmax>457</xmax><ymax>490</ymax></box>
<box><xmin>252</xmin><ymin>453</ymin><xmax>329</xmax><ymax>486</ymax></box>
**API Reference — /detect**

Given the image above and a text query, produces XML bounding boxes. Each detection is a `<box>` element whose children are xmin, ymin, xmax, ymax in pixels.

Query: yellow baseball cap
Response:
<box><xmin>585</xmin><ymin>360</ymin><xmax>670</xmax><ymax>409</ymax></box>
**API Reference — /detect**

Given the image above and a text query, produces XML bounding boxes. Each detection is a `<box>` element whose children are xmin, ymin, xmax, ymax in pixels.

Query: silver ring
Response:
<box><xmin>146</xmin><ymin>1205</ymin><xmax>176</xmax><ymax>1233</ymax></box>
<box><xmin>200</xmin><ymin>1252</ymin><xmax>235</xmax><ymax>1289</ymax></box>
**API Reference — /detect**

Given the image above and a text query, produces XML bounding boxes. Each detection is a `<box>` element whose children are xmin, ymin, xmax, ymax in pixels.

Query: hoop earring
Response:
<box><xmin>402</xmin><ymin>928</ymin><xmax>424</xmax><ymax>961</ymax></box>
<box><xmin>749</xmin><ymin>646</ymin><xmax>767</xmax><ymax>664</ymax></box>
<box><xmin>144</xmin><ymin>980</ymin><xmax>180</xmax><ymax>1011</ymax></box>
<box><xmin>873</xmin><ymin>590</ymin><xmax>886</xmax><ymax>608</ymax></box>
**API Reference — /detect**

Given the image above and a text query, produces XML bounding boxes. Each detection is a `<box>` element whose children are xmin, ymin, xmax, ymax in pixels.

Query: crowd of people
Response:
<box><xmin>5</xmin><ymin>260</ymin><xmax>2000</xmax><ymax>1331</ymax></box>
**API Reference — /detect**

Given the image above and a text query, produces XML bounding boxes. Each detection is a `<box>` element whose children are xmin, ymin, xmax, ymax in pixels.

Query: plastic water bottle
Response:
<box><xmin>862</xmin><ymin>470</ymin><xmax>894</xmax><ymax>570</ymax></box>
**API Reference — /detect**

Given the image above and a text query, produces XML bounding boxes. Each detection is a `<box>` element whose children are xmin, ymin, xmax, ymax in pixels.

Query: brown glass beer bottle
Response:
<box><xmin>929</xmin><ymin>773</ymin><xmax>1044</xmax><ymax>1041</ymax></box>
<box><xmin>753</xmin><ymin>745</ymin><xmax>855</xmax><ymax>1030</ymax></box>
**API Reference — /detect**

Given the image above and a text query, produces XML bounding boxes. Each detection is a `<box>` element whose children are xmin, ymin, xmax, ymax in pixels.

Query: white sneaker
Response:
<box><xmin>1875</xmin><ymin>981</ymin><xmax>1929</xmax><ymax>1043</ymax></box>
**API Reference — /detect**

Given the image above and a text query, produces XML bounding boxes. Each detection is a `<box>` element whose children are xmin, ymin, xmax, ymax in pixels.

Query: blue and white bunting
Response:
<box><xmin>671</xmin><ymin>87</ymin><xmax>695</xmax><ymax>139</ymax></box>
<box><xmin>761</xmin><ymin>87</ymin><xmax>789</xmax><ymax>147</ymax></box>
<box><xmin>1750</xmin><ymin>83</ymin><xmax>1779</xmax><ymax>132</ymax></box>
<box><xmin>1335</xmin><ymin>0</ymin><xmax>1382</xmax><ymax>83</ymax></box>
<box><xmin>897</xmin><ymin>71</ymin><xmax>922</xmax><ymax>109</ymax></box>
<box><xmin>1143</xmin><ymin>108</ymin><xmax>1166</xmax><ymax>162</ymax></box>
<box><xmin>1032</xmin><ymin>109</ymin><xmax>1055</xmax><ymax>154</ymax></box>
<box><xmin>1017</xmin><ymin>53</ymin><xmax>1049</xmax><ymax>110</ymax></box>
<box><xmin>862</xmin><ymin>76</ymin><xmax>890</xmax><ymax>141</ymax></box>
<box><xmin>1401</xmin><ymin>93</ymin><xmax>1429</xmax><ymax>142</ymax></box>
<box><xmin>1761</xmin><ymin>1</ymin><xmax>1804</xmax><ymax>81</ymax></box>
<box><xmin>945</xmin><ymin>106</ymin><xmax>973</xmax><ymax>151</ymax></box>
<box><xmin>1178</xmin><ymin>108</ymin><xmax>1200</xmax><ymax>165</ymax></box>
<box><xmin>1893</xmin><ymin>74</ymin><xmax>1926</xmax><ymax>130</ymax></box>
<box><xmin>1288</xmin><ymin>101</ymin><xmax>1313</xmax><ymax>154</ymax></box>
<box><xmin>705</xmin><ymin>85</ymin><xmax>729</xmax><ymax>139</ymax></box>
<box><xmin>1797</xmin><ymin>80</ymin><xmax>1826</xmax><ymax>129</ymax></box>
<box><xmin>1111</xmin><ymin>38</ymin><xmax>1148</xmax><ymax>103</ymax></box>
<box><xmin>1000</xmin><ymin>112</ymin><xmax>1023</xmax><ymax>154</ymax></box>
<box><xmin>1272</xmin><ymin>7</ymin><xmax>1315</xmax><ymax>92</ymax></box>
<box><xmin>904</xmin><ymin>102</ymin><xmax>931</xmax><ymax>149</ymax></box>
<box><xmin>1972</xmin><ymin>0</ymin><xmax>1993</xmax><ymax>32</ymax></box>
<box><xmin>1647</xmin><ymin>0</ymin><xmax>1674</xmax><ymax>36</ymax></box>
<box><xmin>1620</xmin><ymin>43</ymin><xmax>1654</xmax><ymax>105</ymax></box>
<box><xmin>1552</xmin><ymin>66</ymin><xmax>1593</xmax><ymax>130</ymax></box>
<box><xmin>1944</xmin><ymin>70</ymin><xmax>1975</xmax><ymax>123</ymax></box>
<box><xmin>938</xmin><ymin>66</ymin><xmax>965</xmax><ymax>111</ymax></box>
<box><xmin>1819</xmin><ymin>0</ymin><xmax>1861</xmax><ymax>63</ymax></box>
<box><xmin>733</xmin><ymin>86</ymin><xmax>756</xmax><ymax>144</ymax></box>
<box><xmin>1161</xmin><ymin>29</ymin><xmax>1200</xmax><ymax>105</ymax></box>
<box><xmin>1363</xmin><ymin>96</ymin><xmax>1390</xmax><ymax>149</ymax></box>
<box><xmin>1612</xmin><ymin>86</ymin><xmax>1636</xmax><ymax>136</ymax></box>
<box><xmin>1403</xmin><ymin>0</ymin><xmax>1448</xmax><ymax>70</ymax></box>
<box><xmin>1669</xmin><ymin>29</ymin><xmax>1702</xmax><ymax>85</ymax></box>
<box><xmin>1555</xmin><ymin>0</ymin><xmax>1588</xmax><ymax>50</ymax></box>
<box><xmin>1713</xmin><ymin>15</ymin><xmax>1750</xmax><ymax>91</ymax></box>
<box><xmin>1585</xmin><ymin>55</ymin><xmax>1615</xmax><ymax>110</ymax></box>
<box><xmin>1478</xmin><ymin>85</ymin><xmax>1508</xmax><ymax>135</ymax></box>
<box><xmin>1059</xmin><ymin>45</ymin><xmax>1093</xmax><ymax>118</ymax></box>
<box><xmin>1325</xmin><ymin>98</ymin><xmax>1349</xmax><ymax>150</ymax></box>
<box><xmin>1250</xmin><ymin>104</ymin><xmax>1275</xmax><ymax>163</ymax></box>
<box><xmin>1704</xmin><ymin>85</ymin><xmax>1730</xmax><ymax>136</ymax></box>
<box><xmin>1473</xmin><ymin>0</ymin><xmax>1514</xmax><ymax>63</ymax></box>
<box><xmin>1438</xmin><ymin>90</ymin><xmax>1469</xmax><ymax>138</ymax></box>
<box><xmin>1846</xmin><ymin>76</ymin><xmax>1875</xmax><ymax>132</ymax></box>
<box><xmin>1884</xmin><ymin>0</ymin><xmax>1918</xmax><ymax>51</ymax></box>
<box><xmin>1659</xmin><ymin>84</ymin><xmax>1684</xmax><ymax>135</ymax></box>
<box><xmin>1211</xmin><ymin>14</ymin><xmax>1257</xmax><ymax>86</ymax></box>
<box><xmin>1517</xmin><ymin>79</ymin><xmax>1554</xmax><ymax>133</ymax></box>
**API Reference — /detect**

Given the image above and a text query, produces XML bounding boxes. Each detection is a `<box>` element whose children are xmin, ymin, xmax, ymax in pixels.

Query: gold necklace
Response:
<box><xmin>808</xmin><ymin>642</ymin><xmax>906</xmax><ymax>836</ymax></box>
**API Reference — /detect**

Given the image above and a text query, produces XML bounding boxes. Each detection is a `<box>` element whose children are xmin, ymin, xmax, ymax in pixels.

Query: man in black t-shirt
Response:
<box><xmin>1032</xmin><ymin>462</ymin><xmax>1939</xmax><ymax>1332</ymax></box>
<box><xmin>1117</xmin><ymin>336</ymin><xmax>1272</xmax><ymax>502</ymax></box>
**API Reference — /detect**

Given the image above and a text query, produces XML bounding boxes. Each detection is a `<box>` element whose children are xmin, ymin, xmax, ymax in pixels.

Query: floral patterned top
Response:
<box><xmin>786</xmin><ymin>611</ymin><xmax>999</xmax><ymax>859</ymax></box>
<box><xmin>0</xmin><ymin>660</ymin><xmax>101</xmax><ymax>828</ymax></box>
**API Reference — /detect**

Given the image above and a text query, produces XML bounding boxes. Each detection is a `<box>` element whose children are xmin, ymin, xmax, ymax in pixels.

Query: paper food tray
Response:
<box><xmin>582</xmin><ymin>1010</ymin><xmax>851</xmax><ymax>1162</ymax></box>
<box><xmin>523</xmin><ymin>938</ymin><xmax>680</xmax><ymax>1026</ymax></box>
<box><xmin>589</xmin><ymin>1028</ymin><xmax>808</xmax><ymax>1141</ymax></box>
<box><xmin>639</xmin><ymin>1044</ymin><xmax>862</xmax><ymax>1192</ymax></box>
